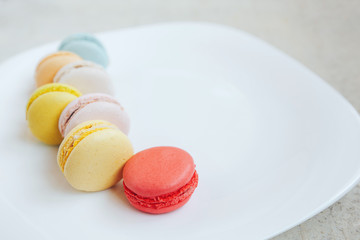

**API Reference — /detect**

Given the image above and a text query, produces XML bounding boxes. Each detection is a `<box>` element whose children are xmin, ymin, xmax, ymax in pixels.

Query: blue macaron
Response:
<box><xmin>59</xmin><ymin>33</ymin><xmax>109</xmax><ymax>68</ymax></box>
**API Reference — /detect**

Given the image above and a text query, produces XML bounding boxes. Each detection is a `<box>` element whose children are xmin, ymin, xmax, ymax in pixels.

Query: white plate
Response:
<box><xmin>1</xmin><ymin>22</ymin><xmax>360</xmax><ymax>240</ymax></box>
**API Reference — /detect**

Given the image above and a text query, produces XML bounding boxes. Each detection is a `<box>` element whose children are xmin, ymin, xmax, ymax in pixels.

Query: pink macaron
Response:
<box><xmin>58</xmin><ymin>93</ymin><xmax>130</xmax><ymax>137</ymax></box>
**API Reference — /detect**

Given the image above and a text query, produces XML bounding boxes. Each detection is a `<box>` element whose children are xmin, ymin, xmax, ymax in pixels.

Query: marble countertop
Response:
<box><xmin>1</xmin><ymin>0</ymin><xmax>359</xmax><ymax>239</ymax></box>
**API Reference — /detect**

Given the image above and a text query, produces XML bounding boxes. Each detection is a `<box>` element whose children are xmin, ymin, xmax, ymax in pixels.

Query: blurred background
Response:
<box><xmin>1</xmin><ymin>0</ymin><xmax>360</xmax><ymax>239</ymax></box>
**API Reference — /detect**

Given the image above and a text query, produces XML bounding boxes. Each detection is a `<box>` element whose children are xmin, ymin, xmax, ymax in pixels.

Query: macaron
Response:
<box><xmin>58</xmin><ymin>33</ymin><xmax>109</xmax><ymax>67</ymax></box>
<box><xmin>26</xmin><ymin>83</ymin><xmax>81</xmax><ymax>145</ymax></box>
<box><xmin>58</xmin><ymin>93</ymin><xmax>130</xmax><ymax>137</ymax></box>
<box><xmin>35</xmin><ymin>51</ymin><xmax>82</xmax><ymax>87</ymax></box>
<box><xmin>53</xmin><ymin>60</ymin><xmax>113</xmax><ymax>95</ymax></box>
<box><xmin>123</xmin><ymin>146</ymin><xmax>199</xmax><ymax>214</ymax></box>
<box><xmin>57</xmin><ymin>120</ymin><xmax>133</xmax><ymax>191</ymax></box>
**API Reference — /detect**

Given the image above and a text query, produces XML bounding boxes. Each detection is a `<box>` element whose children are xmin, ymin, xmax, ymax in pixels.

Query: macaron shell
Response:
<box><xmin>59</xmin><ymin>33</ymin><xmax>105</xmax><ymax>51</ymax></box>
<box><xmin>64</xmin><ymin>101</ymin><xmax>130</xmax><ymax>137</ymax></box>
<box><xmin>60</xmin><ymin>41</ymin><xmax>108</xmax><ymax>67</ymax></box>
<box><xmin>35</xmin><ymin>52</ymin><xmax>82</xmax><ymax>87</ymax></box>
<box><xmin>63</xmin><ymin>128</ymin><xmax>133</xmax><ymax>191</ymax></box>
<box><xmin>27</xmin><ymin>92</ymin><xmax>78</xmax><ymax>145</ymax></box>
<box><xmin>54</xmin><ymin>64</ymin><xmax>113</xmax><ymax>95</ymax></box>
<box><xmin>123</xmin><ymin>147</ymin><xmax>195</xmax><ymax>198</ymax></box>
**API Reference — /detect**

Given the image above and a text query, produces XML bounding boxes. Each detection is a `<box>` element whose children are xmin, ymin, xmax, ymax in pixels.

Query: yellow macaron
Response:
<box><xmin>57</xmin><ymin>120</ymin><xmax>134</xmax><ymax>192</ymax></box>
<box><xmin>35</xmin><ymin>51</ymin><xmax>82</xmax><ymax>87</ymax></box>
<box><xmin>26</xmin><ymin>83</ymin><xmax>81</xmax><ymax>145</ymax></box>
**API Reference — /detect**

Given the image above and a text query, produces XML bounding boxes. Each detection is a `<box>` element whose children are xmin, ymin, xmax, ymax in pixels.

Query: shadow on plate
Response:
<box><xmin>109</xmin><ymin>180</ymin><xmax>134</xmax><ymax>210</ymax></box>
<box><xmin>40</xmin><ymin>145</ymin><xmax>81</xmax><ymax>194</ymax></box>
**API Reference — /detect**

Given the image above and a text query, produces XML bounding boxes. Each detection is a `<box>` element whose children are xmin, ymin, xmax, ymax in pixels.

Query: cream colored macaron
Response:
<box><xmin>57</xmin><ymin>120</ymin><xmax>134</xmax><ymax>192</ymax></box>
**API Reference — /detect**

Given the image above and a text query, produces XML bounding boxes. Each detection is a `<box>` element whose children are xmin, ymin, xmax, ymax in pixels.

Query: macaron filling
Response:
<box><xmin>58</xmin><ymin>121</ymin><xmax>116</xmax><ymax>172</ymax></box>
<box><xmin>59</xmin><ymin>94</ymin><xmax>122</xmax><ymax>137</ymax></box>
<box><xmin>123</xmin><ymin>171</ymin><xmax>198</xmax><ymax>210</ymax></box>
<box><xmin>26</xmin><ymin>84</ymin><xmax>81</xmax><ymax>118</ymax></box>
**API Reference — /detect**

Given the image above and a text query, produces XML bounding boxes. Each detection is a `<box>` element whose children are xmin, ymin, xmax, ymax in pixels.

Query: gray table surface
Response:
<box><xmin>1</xmin><ymin>0</ymin><xmax>359</xmax><ymax>239</ymax></box>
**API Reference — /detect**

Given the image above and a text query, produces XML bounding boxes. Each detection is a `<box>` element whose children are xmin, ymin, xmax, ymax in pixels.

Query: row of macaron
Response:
<box><xmin>35</xmin><ymin>33</ymin><xmax>112</xmax><ymax>95</ymax></box>
<box><xmin>26</xmin><ymin>33</ymin><xmax>199</xmax><ymax>214</ymax></box>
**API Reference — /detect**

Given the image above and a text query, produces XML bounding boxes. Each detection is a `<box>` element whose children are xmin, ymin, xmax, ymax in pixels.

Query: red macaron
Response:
<box><xmin>123</xmin><ymin>146</ymin><xmax>198</xmax><ymax>214</ymax></box>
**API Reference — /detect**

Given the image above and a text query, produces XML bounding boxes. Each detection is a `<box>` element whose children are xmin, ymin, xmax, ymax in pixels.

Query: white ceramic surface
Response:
<box><xmin>1</xmin><ymin>22</ymin><xmax>360</xmax><ymax>240</ymax></box>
